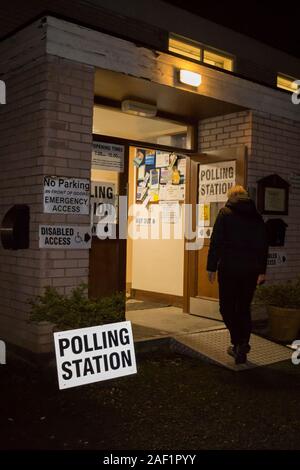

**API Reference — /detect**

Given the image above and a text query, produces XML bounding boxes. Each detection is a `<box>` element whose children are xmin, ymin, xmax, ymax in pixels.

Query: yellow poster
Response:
<box><xmin>198</xmin><ymin>203</ymin><xmax>210</xmax><ymax>226</ymax></box>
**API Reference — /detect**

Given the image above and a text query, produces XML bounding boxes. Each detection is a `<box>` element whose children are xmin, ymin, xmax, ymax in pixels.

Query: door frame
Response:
<box><xmin>183</xmin><ymin>145</ymin><xmax>248</xmax><ymax>313</ymax></box>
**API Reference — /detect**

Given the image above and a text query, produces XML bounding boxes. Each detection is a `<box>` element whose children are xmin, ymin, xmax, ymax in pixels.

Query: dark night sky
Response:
<box><xmin>164</xmin><ymin>0</ymin><xmax>300</xmax><ymax>58</ymax></box>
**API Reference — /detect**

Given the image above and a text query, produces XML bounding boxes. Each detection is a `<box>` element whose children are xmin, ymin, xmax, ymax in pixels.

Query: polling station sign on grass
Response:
<box><xmin>53</xmin><ymin>321</ymin><xmax>137</xmax><ymax>389</ymax></box>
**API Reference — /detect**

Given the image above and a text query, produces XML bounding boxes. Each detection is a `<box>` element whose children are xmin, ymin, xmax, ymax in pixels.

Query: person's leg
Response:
<box><xmin>218</xmin><ymin>270</ymin><xmax>240</xmax><ymax>347</ymax></box>
<box><xmin>235</xmin><ymin>272</ymin><xmax>258</xmax><ymax>351</ymax></box>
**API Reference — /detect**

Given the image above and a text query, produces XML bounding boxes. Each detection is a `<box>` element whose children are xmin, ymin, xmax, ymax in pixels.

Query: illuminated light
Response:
<box><xmin>179</xmin><ymin>70</ymin><xmax>202</xmax><ymax>87</ymax></box>
<box><xmin>277</xmin><ymin>74</ymin><xmax>299</xmax><ymax>93</ymax></box>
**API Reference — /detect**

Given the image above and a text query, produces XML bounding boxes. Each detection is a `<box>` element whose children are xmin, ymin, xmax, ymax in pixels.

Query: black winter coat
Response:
<box><xmin>206</xmin><ymin>195</ymin><xmax>268</xmax><ymax>274</ymax></box>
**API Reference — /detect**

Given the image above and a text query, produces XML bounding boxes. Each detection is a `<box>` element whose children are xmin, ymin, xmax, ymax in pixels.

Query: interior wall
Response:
<box><xmin>128</xmin><ymin>147</ymin><xmax>185</xmax><ymax>297</ymax></box>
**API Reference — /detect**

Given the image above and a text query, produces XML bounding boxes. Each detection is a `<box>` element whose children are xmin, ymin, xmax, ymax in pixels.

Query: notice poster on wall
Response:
<box><xmin>198</xmin><ymin>203</ymin><xmax>211</xmax><ymax>227</ymax></box>
<box><xmin>177</xmin><ymin>158</ymin><xmax>186</xmax><ymax>183</ymax></box>
<box><xmin>156</xmin><ymin>151</ymin><xmax>170</xmax><ymax>168</ymax></box>
<box><xmin>150</xmin><ymin>169</ymin><xmax>160</xmax><ymax>189</ymax></box>
<box><xmin>264</xmin><ymin>187</ymin><xmax>286</xmax><ymax>212</ymax></box>
<box><xmin>160</xmin><ymin>168</ymin><xmax>172</xmax><ymax>185</ymax></box>
<box><xmin>144</xmin><ymin>150</ymin><xmax>156</xmax><ymax>170</ymax></box>
<box><xmin>267</xmin><ymin>251</ymin><xmax>287</xmax><ymax>267</ymax></box>
<box><xmin>39</xmin><ymin>225</ymin><xmax>91</xmax><ymax>249</ymax></box>
<box><xmin>91</xmin><ymin>182</ymin><xmax>117</xmax><ymax>230</ymax></box>
<box><xmin>43</xmin><ymin>176</ymin><xmax>90</xmax><ymax>215</ymax></box>
<box><xmin>198</xmin><ymin>226</ymin><xmax>213</xmax><ymax>239</ymax></box>
<box><xmin>159</xmin><ymin>184</ymin><xmax>185</xmax><ymax>201</ymax></box>
<box><xmin>199</xmin><ymin>160</ymin><xmax>236</xmax><ymax>203</ymax></box>
<box><xmin>159</xmin><ymin>201</ymin><xmax>180</xmax><ymax>224</ymax></box>
<box><xmin>92</xmin><ymin>141</ymin><xmax>124</xmax><ymax>172</ymax></box>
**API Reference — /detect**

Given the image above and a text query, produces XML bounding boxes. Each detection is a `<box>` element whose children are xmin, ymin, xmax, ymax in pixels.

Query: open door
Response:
<box><xmin>89</xmin><ymin>137</ymin><xmax>128</xmax><ymax>298</ymax></box>
<box><xmin>184</xmin><ymin>146</ymin><xmax>247</xmax><ymax>318</ymax></box>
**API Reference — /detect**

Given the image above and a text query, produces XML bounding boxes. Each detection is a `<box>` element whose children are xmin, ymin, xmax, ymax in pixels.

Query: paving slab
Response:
<box><xmin>126</xmin><ymin>306</ymin><xmax>223</xmax><ymax>340</ymax></box>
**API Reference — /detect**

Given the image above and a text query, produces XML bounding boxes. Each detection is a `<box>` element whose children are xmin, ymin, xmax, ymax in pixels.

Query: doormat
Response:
<box><xmin>126</xmin><ymin>299</ymin><xmax>171</xmax><ymax>311</ymax></box>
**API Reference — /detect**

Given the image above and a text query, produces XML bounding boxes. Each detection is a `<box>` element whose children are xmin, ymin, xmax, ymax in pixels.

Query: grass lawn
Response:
<box><xmin>0</xmin><ymin>349</ymin><xmax>300</xmax><ymax>450</ymax></box>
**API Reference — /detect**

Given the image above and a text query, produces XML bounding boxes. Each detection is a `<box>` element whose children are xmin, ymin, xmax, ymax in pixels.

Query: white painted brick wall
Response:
<box><xmin>249</xmin><ymin>111</ymin><xmax>300</xmax><ymax>283</ymax></box>
<box><xmin>0</xmin><ymin>23</ymin><xmax>94</xmax><ymax>353</ymax></box>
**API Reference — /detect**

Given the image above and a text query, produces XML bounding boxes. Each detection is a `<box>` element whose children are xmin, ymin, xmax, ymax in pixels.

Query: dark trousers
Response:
<box><xmin>218</xmin><ymin>269</ymin><xmax>258</xmax><ymax>347</ymax></box>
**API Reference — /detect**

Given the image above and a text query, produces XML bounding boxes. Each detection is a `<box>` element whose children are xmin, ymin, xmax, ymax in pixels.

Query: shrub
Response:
<box><xmin>254</xmin><ymin>278</ymin><xmax>300</xmax><ymax>309</ymax></box>
<box><xmin>29</xmin><ymin>284</ymin><xmax>125</xmax><ymax>330</ymax></box>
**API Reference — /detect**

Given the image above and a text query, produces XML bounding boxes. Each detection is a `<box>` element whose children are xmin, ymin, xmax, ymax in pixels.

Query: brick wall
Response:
<box><xmin>198</xmin><ymin>110</ymin><xmax>300</xmax><ymax>283</ymax></box>
<box><xmin>0</xmin><ymin>22</ymin><xmax>94</xmax><ymax>352</ymax></box>
<box><xmin>249</xmin><ymin>111</ymin><xmax>300</xmax><ymax>282</ymax></box>
<box><xmin>199</xmin><ymin>110</ymin><xmax>252</xmax><ymax>152</ymax></box>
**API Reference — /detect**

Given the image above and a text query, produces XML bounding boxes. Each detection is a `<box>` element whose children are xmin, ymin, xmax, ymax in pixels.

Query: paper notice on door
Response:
<box><xmin>159</xmin><ymin>184</ymin><xmax>185</xmax><ymax>201</ymax></box>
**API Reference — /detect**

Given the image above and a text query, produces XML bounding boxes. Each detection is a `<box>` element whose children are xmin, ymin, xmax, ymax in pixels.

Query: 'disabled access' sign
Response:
<box><xmin>39</xmin><ymin>225</ymin><xmax>91</xmax><ymax>249</ymax></box>
<box><xmin>53</xmin><ymin>321</ymin><xmax>137</xmax><ymax>389</ymax></box>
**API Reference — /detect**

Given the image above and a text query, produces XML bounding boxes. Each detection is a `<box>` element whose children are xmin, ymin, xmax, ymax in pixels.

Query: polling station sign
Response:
<box><xmin>39</xmin><ymin>225</ymin><xmax>91</xmax><ymax>249</ymax></box>
<box><xmin>199</xmin><ymin>160</ymin><xmax>236</xmax><ymax>203</ymax></box>
<box><xmin>53</xmin><ymin>322</ymin><xmax>137</xmax><ymax>389</ymax></box>
<box><xmin>44</xmin><ymin>176</ymin><xmax>90</xmax><ymax>215</ymax></box>
<box><xmin>91</xmin><ymin>181</ymin><xmax>117</xmax><ymax>224</ymax></box>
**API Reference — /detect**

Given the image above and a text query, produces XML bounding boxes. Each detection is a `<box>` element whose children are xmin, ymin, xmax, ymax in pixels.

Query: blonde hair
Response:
<box><xmin>227</xmin><ymin>185</ymin><xmax>248</xmax><ymax>198</ymax></box>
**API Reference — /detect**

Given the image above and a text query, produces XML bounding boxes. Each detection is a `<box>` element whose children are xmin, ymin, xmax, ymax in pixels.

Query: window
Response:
<box><xmin>169</xmin><ymin>34</ymin><xmax>201</xmax><ymax>61</ymax></box>
<box><xmin>277</xmin><ymin>74</ymin><xmax>299</xmax><ymax>93</ymax></box>
<box><xmin>168</xmin><ymin>33</ymin><xmax>234</xmax><ymax>72</ymax></box>
<box><xmin>203</xmin><ymin>49</ymin><xmax>233</xmax><ymax>72</ymax></box>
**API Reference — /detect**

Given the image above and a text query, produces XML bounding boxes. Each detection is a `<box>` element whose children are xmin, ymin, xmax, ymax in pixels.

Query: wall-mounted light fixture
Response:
<box><xmin>121</xmin><ymin>100</ymin><xmax>157</xmax><ymax>117</ymax></box>
<box><xmin>179</xmin><ymin>70</ymin><xmax>202</xmax><ymax>87</ymax></box>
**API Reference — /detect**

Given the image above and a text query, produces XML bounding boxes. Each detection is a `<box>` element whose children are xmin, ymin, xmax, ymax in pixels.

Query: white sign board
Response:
<box><xmin>267</xmin><ymin>251</ymin><xmax>287</xmax><ymax>267</ymax></box>
<box><xmin>0</xmin><ymin>340</ymin><xmax>6</xmax><ymax>365</ymax></box>
<box><xmin>0</xmin><ymin>80</ymin><xmax>6</xmax><ymax>104</ymax></box>
<box><xmin>159</xmin><ymin>184</ymin><xmax>185</xmax><ymax>201</ymax></box>
<box><xmin>91</xmin><ymin>182</ymin><xmax>117</xmax><ymax>225</ymax></box>
<box><xmin>199</xmin><ymin>161</ymin><xmax>236</xmax><ymax>203</ymax></box>
<box><xmin>54</xmin><ymin>321</ymin><xmax>137</xmax><ymax>390</ymax></box>
<box><xmin>43</xmin><ymin>176</ymin><xmax>90</xmax><ymax>215</ymax></box>
<box><xmin>159</xmin><ymin>201</ymin><xmax>180</xmax><ymax>224</ymax></box>
<box><xmin>198</xmin><ymin>226</ymin><xmax>213</xmax><ymax>239</ymax></box>
<box><xmin>39</xmin><ymin>225</ymin><xmax>91</xmax><ymax>249</ymax></box>
<box><xmin>92</xmin><ymin>141</ymin><xmax>125</xmax><ymax>172</ymax></box>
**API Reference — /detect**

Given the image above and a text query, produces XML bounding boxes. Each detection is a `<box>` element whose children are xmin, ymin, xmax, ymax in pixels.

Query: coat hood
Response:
<box><xmin>226</xmin><ymin>195</ymin><xmax>261</xmax><ymax>218</ymax></box>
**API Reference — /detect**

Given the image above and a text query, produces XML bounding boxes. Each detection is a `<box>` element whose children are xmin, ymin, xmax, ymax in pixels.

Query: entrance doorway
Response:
<box><xmin>89</xmin><ymin>104</ymin><xmax>194</xmax><ymax>309</ymax></box>
<box><xmin>89</xmin><ymin>103</ymin><xmax>247</xmax><ymax>323</ymax></box>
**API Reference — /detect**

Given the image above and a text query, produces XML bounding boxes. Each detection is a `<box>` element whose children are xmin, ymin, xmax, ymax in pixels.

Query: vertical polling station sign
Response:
<box><xmin>199</xmin><ymin>160</ymin><xmax>236</xmax><ymax>203</ymax></box>
<box><xmin>91</xmin><ymin>181</ymin><xmax>117</xmax><ymax>233</ymax></box>
<box><xmin>53</xmin><ymin>321</ymin><xmax>137</xmax><ymax>389</ymax></box>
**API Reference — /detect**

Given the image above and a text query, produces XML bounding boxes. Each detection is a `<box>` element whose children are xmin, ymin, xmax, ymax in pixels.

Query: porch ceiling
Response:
<box><xmin>94</xmin><ymin>68</ymin><xmax>245</xmax><ymax>122</ymax></box>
